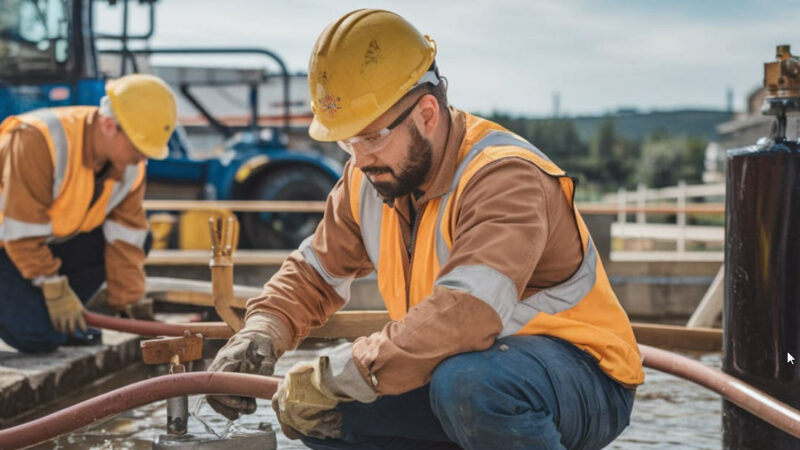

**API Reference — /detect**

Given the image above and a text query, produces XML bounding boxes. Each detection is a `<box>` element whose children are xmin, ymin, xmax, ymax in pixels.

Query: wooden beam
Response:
<box><xmin>143</xmin><ymin>199</ymin><xmax>326</xmax><ymax>213</ymax></box>
<box><xmin>142</xmin><ymin>199</ymin><xmax>723</xmax><ymax>215</ymax></box>
<box><xmin>309</xmin><ymin>311</ymin><xmax>390</xmax><ymax>340</ymax></box>
<box><xmin>305</xmin><ymin>311</ymin><xmax>723</xmax><ymax>352</ymax></box>
<box><xmin>146</xmin><ymin>250</ymin><xmax>290</xmax><ymax>266</ymax></box>
<box><xmin>687</xmin><ymin>264</ymin><xmax>725</xmax><ymax>328</ymax></box>
<box><xmin>632</xmin><ymin>323</ymin><xmax>722</xmax><ymax>352</ymax></box>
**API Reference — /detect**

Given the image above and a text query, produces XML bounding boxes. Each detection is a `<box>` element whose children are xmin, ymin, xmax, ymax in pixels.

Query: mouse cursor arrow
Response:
<box><xmin>789</xmin><ymin>353</ymin><xmax>796</xmax><ymax>364</ymax></box>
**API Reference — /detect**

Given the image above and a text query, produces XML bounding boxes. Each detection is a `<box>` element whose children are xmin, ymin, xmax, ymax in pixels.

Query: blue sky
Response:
<box><xmin>95</xmin><ymin>0</ymin><xmax>800</xmax><ymax>116</ymax></box>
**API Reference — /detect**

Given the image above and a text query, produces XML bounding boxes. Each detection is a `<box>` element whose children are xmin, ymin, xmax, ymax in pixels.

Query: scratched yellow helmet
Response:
<box><xmin>105</xmin><ymin>74</ymin><xmax>177</xmax><ymax>160</ymax></box>
<box><xmin>308</xmin><ymin>9</ymin><xmax>437</xmax><ymax>142</ymax></box>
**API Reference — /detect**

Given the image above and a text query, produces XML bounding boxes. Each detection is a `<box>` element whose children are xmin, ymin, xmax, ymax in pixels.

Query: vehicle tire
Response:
<box><xmin>240</xmin><ymin>166</ymin><xmax>335</xmax><ymax>249</ymax></box>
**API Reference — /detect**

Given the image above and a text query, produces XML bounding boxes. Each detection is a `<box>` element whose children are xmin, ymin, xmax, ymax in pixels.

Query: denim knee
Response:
<box><xmin>429</xmin><ymin>348</ymin><xmax>552</xmax><ymax>440</ymax></box>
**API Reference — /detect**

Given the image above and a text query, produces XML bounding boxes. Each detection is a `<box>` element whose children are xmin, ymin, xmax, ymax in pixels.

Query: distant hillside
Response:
<box><xmin>564</xmin><ymin>109</ymin><xmax>733</xmax><ymax>143</ymax></box>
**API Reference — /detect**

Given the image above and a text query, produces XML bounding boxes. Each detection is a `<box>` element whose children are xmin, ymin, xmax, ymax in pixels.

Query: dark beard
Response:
<box><xmin>365</xmin><ymin>125</ymin><xmax>432</xmax><ymax>200</ymax></box>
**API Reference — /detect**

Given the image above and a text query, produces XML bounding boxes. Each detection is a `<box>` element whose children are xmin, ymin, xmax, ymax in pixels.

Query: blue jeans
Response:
<box><xmin>301</xmin><ymin>335</ymin><xmax>635</xmax><ymax>450</ymax></box>
<box><xmin>0</xmin><ymin>228</ymin><xmax>107</xmax><ymax>352</ymax></box>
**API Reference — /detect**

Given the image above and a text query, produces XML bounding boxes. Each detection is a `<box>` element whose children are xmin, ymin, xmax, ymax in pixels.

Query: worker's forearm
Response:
<box><xmin>104</xmin><ymin>240</ymin><xmax>145</xmax><ymax>308</ymax></box>
<box><xmin>246</xmin><ymin>250</ymin><xmax>347</xmax><ymax>350</ymax></box>
<box><xmin>351</xmin><ymin>286</ymin><xmax>503</xmax><ymax>396</ymax></box>
<box><xmin>3</xmin><ymin>237</ymin><xmax>62</xmax><ymax>279</ymax></box>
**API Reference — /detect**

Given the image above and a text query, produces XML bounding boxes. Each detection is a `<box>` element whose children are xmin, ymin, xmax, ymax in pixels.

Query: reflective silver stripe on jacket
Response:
<box><xmin>299</xmin><ymin>236</ymin><xmax>355</xmax><ymax>302</ymax></box>
<box><xmin>357</xmin><ymin>172</ymin><xmax>383</xmax><ymax>269</ymax></box>
<box><xmin>500</xmin><ymin>238</ymin><xmax>597</xmax><ymax>336</ymax></box>
<box><xmin>434</xmin><ymin>130</ymin><xmax>552</xmax><ymax>265</ymax></box>
<box><xmin>432</xmin><ymin>129</ymin><xmax>596</xmax><ymax>335</ymax></box>
<box><xmin>103</xmin><ymin>219</ymin><xmax>147</xmax><ymax>248</ymax></box>
<box><xmin>435</xmin><ymin>264</ymin><xmax>518</xmax><ymax>323</ymax></box>
<box><xmin>106</xmin><ymin>164</ymin><xmax>142</xmax><ymax>213</ymax></box>
<box><xmin>28</xmin><ymin>109</ymin><xmax>69</xmax><ymax>199</ymax></box>
<box><xmin>0</xmin><ymin>217</ymin><xmax>53</xmax><ymax>240</ymax></box>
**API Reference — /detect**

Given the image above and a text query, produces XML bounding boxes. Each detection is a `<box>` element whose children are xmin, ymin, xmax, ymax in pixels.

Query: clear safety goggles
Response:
<box><xmin>337</xmin><ymin>71</ymin><xmax>441</xmax><ymax>156</ymax></box>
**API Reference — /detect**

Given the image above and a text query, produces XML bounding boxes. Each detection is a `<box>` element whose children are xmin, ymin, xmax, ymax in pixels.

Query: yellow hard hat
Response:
<box><xmin>105</xmin><ymin>74</ymin><xmax>177</xmax><ymax>159</ymax></box>
<box><xmin>308</xmin><ymin>9</ymin><xmax>437</xmax><ymax>142</ymax></box>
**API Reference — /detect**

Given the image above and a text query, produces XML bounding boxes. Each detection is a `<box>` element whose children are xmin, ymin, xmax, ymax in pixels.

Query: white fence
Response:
<box><xmin>610</xmin><ymin>182</ymin><xmax>725</xmax><ymax>262</ymax></box>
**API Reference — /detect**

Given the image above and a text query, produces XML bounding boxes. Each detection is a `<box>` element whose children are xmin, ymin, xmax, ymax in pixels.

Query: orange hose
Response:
<box><xmin>0</xmin><ymin>372</ymin><xmax>280</xmax><ymax>449</ymax></box>
<box><xmin>72</xmin><ymin>315</ymin><xmax>800</xmax><ymax>443</ymax></box>
<box><xmin>84</xmin><ymin>311</ymin><xmax>233</xmax><ymax>339</ymax></box>
<box><xmin>639</xmin><ymin>344</ymin><xmax>800</xmax><ymax>439</ymax></box>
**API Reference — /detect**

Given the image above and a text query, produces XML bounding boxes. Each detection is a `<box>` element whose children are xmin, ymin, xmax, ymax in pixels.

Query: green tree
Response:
<box><xmin>636</xmin><ymin>132</ymin><xmax>707</xmax><ymax>188</ymax></box>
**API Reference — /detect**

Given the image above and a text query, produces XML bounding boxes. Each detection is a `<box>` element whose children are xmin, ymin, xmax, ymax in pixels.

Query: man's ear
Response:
<box><xmin>98</xmin><ymin>115</ymin><xmax>118</xmax><ymax>137</ymax></box>
<box><xmin>417</xmin><ymin>94</ymin><xmax>440</xmax><ymax>135</ymax></box>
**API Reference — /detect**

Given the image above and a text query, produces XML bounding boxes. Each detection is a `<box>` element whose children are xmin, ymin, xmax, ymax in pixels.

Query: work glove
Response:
<box><xmin>205</xmin><ymin>313</ymin><xmax>287</xmax><ymax>420</ymax></box>
<box><xmin>37</xmin><ymin>275</ymin><xmax>87</xmax><ymax>335</ymax></box>
<box><xmin>273</xmin><ymin>343</ymin><xmax>378</xmax><ymax>440</ymax></box>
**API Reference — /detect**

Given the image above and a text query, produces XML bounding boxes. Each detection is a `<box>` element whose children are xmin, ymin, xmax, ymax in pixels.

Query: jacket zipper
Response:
<box><xmin>405</xmin><ymin>202</ymin><xmax>426</xmax><ymax>312</ymax></box>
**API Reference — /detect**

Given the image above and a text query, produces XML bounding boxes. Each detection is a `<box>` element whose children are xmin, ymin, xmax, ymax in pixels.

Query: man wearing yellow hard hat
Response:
<box><xmin>0</xmin><ymin>74</ymin><xmax>176</xmax><ymax>352</ymax></box>
<box><xmin>207</xmin><ymin>9</ymin><xmax>642</xmax><ymax>449</ymax></box>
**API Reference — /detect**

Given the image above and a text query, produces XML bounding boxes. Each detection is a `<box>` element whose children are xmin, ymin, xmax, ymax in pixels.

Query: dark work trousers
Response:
<box><xmin>301</xmin><ymin>335</ymin><xmax>636</xmax><ymax>450</ymax></box>
<box><xmin>0</xmin><ymin>227</ymin><xmax>107</xmax><ymax>353</ymax></box>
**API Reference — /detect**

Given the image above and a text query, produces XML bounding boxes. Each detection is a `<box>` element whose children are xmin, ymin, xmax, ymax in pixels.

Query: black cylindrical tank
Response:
<box><xmin>724</xmin><ymin>137</ymin><xmax>800</xmax><ymax>449</ymax></box>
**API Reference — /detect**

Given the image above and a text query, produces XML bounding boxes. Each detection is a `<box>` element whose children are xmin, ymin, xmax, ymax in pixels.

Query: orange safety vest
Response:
<box><xmin>346</xmin><ymin>113</ymin><xmax>644</xmax><ymax>386</ymax></box>
<box><xmin>0</xmin><ymin>107</ymin><xmax>146</xmax><ymax>246</ymax></box>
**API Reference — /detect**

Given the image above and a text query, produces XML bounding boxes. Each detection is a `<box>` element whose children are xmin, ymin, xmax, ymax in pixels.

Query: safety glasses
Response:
<box><xmin>337</xmin><ymin>94</ymin><xmax>425</xmax><ymax>155</ymax></box>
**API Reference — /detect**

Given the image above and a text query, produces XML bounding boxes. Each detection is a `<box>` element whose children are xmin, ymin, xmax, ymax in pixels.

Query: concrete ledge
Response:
<box><xmin>0</xmin><ymin>330</ymin><xmax>141</xmax><ymax>423</ymax></box>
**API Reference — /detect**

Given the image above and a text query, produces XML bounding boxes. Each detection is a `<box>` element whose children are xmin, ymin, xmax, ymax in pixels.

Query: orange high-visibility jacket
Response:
<box><xmin>345</xmin><ymin>114</ymin><xmax>644</xmax><ymax>386</ymax></box>
<box><xmin>0</xmin><ymin>107</ymin><xmax>145</xmax><ymax>243</ymax></box>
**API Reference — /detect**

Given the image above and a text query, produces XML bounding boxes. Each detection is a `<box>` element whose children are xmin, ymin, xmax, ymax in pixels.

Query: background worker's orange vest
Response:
<box><xmin>0</xmin><ymin>107</ymin><xmax>145</xmax><ymax>243</ymax></box>
<box><xmin>349</xmin><ymin>113</ymin><xmax>644</xmax><ymax>386</ymax></box>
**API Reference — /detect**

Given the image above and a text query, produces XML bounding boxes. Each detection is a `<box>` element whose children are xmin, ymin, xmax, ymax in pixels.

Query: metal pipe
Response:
<box><xmin>0</xmin><ymin>372</ymin><xmax>280</xmax><ymax>449</ymax></box>
<box><xmin>639</xmin><ymin>344</ymin><xmax>800</xmax><ymax>439</ymax></box>
<box><xmin>209</xmin><ymin>216</ymin><xmax>244</xmax><ymax>331</ymax></box>
<box><xmin>84</xmin><ymin>311</ymin><xmax>233</xmax><ymax>339</ymax></box>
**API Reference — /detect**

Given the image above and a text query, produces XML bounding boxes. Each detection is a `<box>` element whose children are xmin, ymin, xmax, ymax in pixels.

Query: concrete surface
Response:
<box><xmin>0</xmin><ymin>329</ymin><xmax>141</xmax><ymax>424</ymax></box>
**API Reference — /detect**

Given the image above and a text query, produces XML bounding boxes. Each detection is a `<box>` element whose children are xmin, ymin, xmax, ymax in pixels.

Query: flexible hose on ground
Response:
<box><xmin>50</xmin><ymin>315</ymin><xmax>798</xmax><ymax>445</ymax></box>
<box><xmin>0</xmin><ymin>372</ymin><xmax>280</xmax><ymax>449</ymax></box>
<box><xmin>84</xmin><ymin>311</ymin><xmax>233</xmax><ymax>339</ymax></box>
<box><xmin>639</xmin><ymin>344</ymin><xmax>800</xmax><ymax>439</ymax></box>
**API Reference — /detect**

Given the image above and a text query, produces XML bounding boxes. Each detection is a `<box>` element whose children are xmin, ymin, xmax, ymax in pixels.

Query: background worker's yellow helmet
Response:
<box><xmin>105</xmin><ymin>74</ymin><xmax>177</xmax><ymax>159</ymax></box>
<box><xmin>308</xmin><ymin>9</ymin><xmax>437</xmax><ymax>142</ymax></box>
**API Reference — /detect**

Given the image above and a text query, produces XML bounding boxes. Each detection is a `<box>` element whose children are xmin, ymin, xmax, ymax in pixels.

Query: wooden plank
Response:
<box><xmin>143</xmin><ymin>199</ymin><xmax>326</xmax><ymax>212</ymax></box>
<box><xmin>610</xmin><ymin>251</ymin><xmax>724</xmax><ymax>262</ymax></box>
<box><xmin>611</xmin><ymin>223</ymin><xmax>724</xmax><ymax>241</ymax></box>
<box><xmin>577</xmin><ymin>203</ymin><xmax>725</xmax><ymax>215</ymax></box>
<box><xmin>145</xmin><ymin>249</ymin><xmax>290</xmax><ymax>266</ymax></box>
<box><xmin>309</xmin><ymin>311</ymin><xmax>390</xmax><ymax>340</ymax></box>
<box><xmin>632</xmin><ymin>323</ymin><xmax>722</xmax><ymax>352</ymax></box>
<box><xmin>305</xmin><ymin>311</ymin><xmax>723</xmax><ymax>352</ymax></box>
<box><xmin>687</xmin><ymin>264</ymin><xmax>725</xmax><ymax>328</ymax></box>
<box><xmin>144</xmin><ymin>199</ymin><xmax>723</xmax><ymax>216</ymax></box>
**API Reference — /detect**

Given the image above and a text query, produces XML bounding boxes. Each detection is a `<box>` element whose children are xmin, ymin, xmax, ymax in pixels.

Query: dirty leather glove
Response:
<box><xmin>37</xmin><ymin>275</ymin><xmax>87</xmax><ymax>335</ymax></box>
<box><xmin>206</xmin><ymin>313</ymin><xmax>288</xmax><ymax>420</ymax></box>
<box><xmin>273</xmin><ymin>343</ymin><xmax>378</xmax><ymax>440</ymax></box>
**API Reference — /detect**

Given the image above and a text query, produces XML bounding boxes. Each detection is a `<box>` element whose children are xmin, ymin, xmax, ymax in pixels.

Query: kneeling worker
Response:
<box><xmin>0</xmin><ymin>74</ymin><xmax>177</xmax><ymax>352</ymax></box>
<box><xmin>207</xmin><ymin>9</ymin><xmax>643</xmax><ymax>449</ymax></box>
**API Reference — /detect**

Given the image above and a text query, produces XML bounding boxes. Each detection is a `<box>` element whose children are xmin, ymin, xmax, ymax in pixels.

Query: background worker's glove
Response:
<box><xmin>37</xmin><ymin>275</ymin><xmax>87</xmax><ymax>335</ymax></box>
<box><xmin>273</xmin><ymin>343</ymin><xmax>378</xmax><ymax>440</ymax></box>
<box><xmin>205</xmin><ymin>313</ymin><xmax>287</xmax><ymax>420</ymax></box>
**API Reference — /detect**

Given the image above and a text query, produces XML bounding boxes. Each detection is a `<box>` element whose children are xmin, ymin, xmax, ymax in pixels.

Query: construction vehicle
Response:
<box><xmin>0</xmin><ymin>0</ymin><xmax>342</xmax><ymax>249</ymax></box>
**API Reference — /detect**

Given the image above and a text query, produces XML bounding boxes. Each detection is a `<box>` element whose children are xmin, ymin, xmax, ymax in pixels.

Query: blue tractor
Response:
<box><xmin>0</xmin><ymin>0</ymin><xmax>342</xmax><ymax>248</ymax></box>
